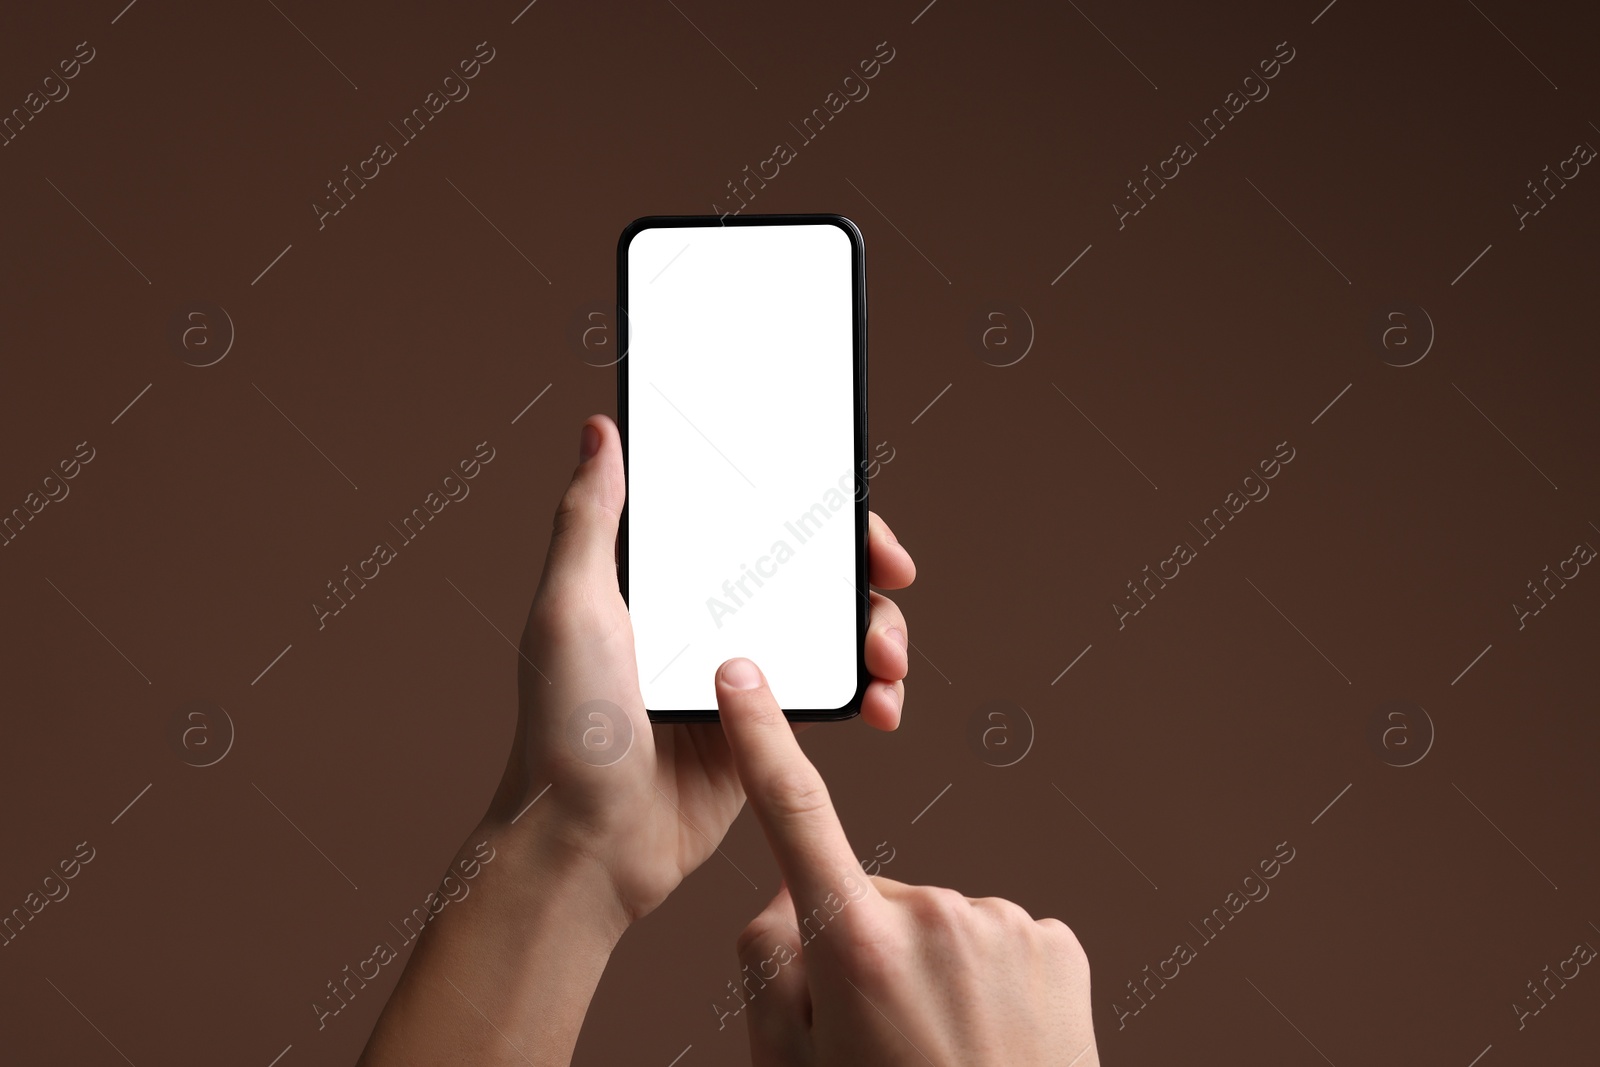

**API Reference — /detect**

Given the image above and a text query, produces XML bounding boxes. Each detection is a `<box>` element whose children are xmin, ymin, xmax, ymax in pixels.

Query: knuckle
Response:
<box><xmin>869</xmin><ymin>596</ymin><xmax>906</xmax><ymax>638</ymax></box>
<box><xmin>910</xmin><ymin>887</ymin><xmax>972</xmax><ymax>931</ymax></box>
<box><xmin>527</xmin><ymin>585</ymin><xmax>585</xmax><ymax>639</ymax></box>
<box><xmin>550</xmin><ymin>483</ymin><xmax>619</xmax><ymax>543</ymax></box>
<box><xmin>976</xmin><ymin>896</ymin><xmax>1034</xmax><ymax>928</ymax></box>
<box><xmin>870</xmin><ymin>591</ymin><xmax>904</xmax><ymax>626</ymax></box>
<box><xmin>764</xmin><ymin>767</ymin><xmax>833</xmax><ymax>822</ymax></box>
<box><xmin>523</xmin><ymin>594</ymin><xmax>564</xmax><ymax>646</ymax></box>
<box><xmin>1038</xmin><ymin>917</ymin><xmax>1090</xmax><ymax>971</ymax></box>
<box><xmin>838</xmin><ymin>923</ymin><xmax>901</xmax><ymax>987</ymax></box>
<box><xmin>551</xmin><ymin>484</ymin><xmax>586</xmax><ymax>537</ymax></box>
<box><xmin>736</xmin><ymin>916</ymin><xmax>780</xmax><ymax>962</ymax></box>
<box><xmin>525</xmin><ymin>583</ymin><xmax>620</xmax><ymax>652</ymax></box>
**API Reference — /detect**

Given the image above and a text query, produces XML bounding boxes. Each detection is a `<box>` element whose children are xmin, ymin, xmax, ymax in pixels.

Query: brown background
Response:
<box><xmin>2</xmin><ymin>0</ymin><xmax>1597</xmax><ymax>1064</ymax></box>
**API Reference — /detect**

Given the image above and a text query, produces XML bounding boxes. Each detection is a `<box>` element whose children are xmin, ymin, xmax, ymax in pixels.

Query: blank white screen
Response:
<box><xmin>626</xmin><ymin>222</ymin><xmax>859</xmax><ymax>712</ymax></box>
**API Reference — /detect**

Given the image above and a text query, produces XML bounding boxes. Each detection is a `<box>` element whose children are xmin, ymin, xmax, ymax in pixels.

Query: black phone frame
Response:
<box><xmin>616</xmin><ymin>213</ymin><xmax>870</xmax><ymax>723</ymax></box>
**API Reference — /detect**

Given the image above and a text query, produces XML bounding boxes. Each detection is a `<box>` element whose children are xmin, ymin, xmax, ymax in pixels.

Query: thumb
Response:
<box><xmin>735</xmin><ymin>885</ymin><xmax>810</xmax><ymax>1066</ymax></box>
<box><xmin>539</xmin><ymin>415</ymin><xmax>624</xmax><ymax>596</ymax></box>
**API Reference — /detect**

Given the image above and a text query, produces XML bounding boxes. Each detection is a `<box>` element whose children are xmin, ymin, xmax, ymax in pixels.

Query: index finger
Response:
<box><xmin>715</xmin><ymin>658</ymin><xmax>881</xmax><ymax>923</ymax></box>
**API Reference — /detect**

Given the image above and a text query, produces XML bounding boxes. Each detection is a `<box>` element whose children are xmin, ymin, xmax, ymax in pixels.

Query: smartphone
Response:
<box><xmin>617</xmin><ymin>214</ymin><xmax>869</xmax><ymax>722</ymax></box>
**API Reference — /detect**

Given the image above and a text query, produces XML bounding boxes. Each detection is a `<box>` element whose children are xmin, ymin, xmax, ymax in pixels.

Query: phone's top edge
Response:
<box><xmin>618</xmin><ymin>213</ymin><xmax>863</xmax><ymax>257</ymax></box>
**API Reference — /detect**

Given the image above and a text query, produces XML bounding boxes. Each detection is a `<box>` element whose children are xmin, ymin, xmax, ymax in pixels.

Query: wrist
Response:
<box><xmin>360</xmin><ymin>820</ymin><xmax>630</xmax><ymax>1067</ymax></box>
<box><xmin>473</xmin><ymin>805</ymin><xmax>634</xmax><ymax>945</ymax></box>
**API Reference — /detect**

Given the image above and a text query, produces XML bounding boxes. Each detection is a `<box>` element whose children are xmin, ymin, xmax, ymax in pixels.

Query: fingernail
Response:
<box><xmin>579</xmin><ymin>422</ymin><xmax>601</xmax><ymax>461</ymax></box>
<box><xmin>886</xmin><ymin>627</ymin><xmax>907</xmax><ymax>650</ymax></box>
<box><xmin>719</xmin><ymin>657</ymin><xmax>763</xmax><ymax>690</ymax></box>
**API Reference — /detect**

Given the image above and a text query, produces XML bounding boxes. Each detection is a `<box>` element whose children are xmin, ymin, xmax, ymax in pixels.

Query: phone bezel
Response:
<box><xmin>617</xmin><ymin>213</ymin><xmax>870</xmax><ymax>723</ymax></box>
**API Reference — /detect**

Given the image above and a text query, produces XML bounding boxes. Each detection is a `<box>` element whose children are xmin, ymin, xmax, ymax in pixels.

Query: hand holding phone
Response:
<box><xmin>360</xmin><ymin>417</ymin><xmax>915</xmax><ymax>1067</ymax></box>
<box><xmin>495</xmin><ymin>416</ymin><xmax>912</xmax><ymax>923</ymax></box>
